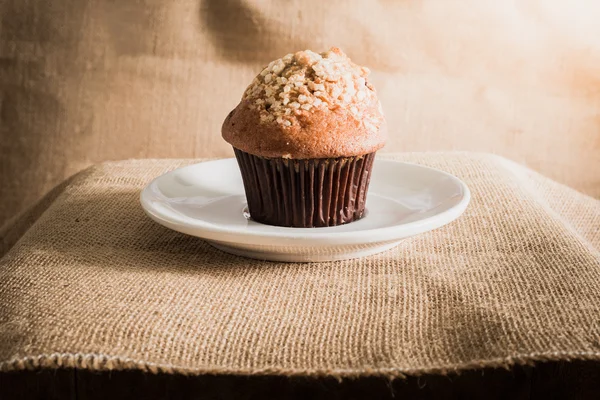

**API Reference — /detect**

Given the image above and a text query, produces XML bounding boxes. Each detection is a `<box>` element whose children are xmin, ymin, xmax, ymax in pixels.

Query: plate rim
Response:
<box><xmin>140</xmin><ymin>158</ymin><xmax>471</xmax><ymax>246</ymax></box>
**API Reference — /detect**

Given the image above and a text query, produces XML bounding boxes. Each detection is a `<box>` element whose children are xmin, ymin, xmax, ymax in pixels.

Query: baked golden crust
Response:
<box><xmin>223</xmin><ymin>99</ymin><xmax>386</xmax><ymax>158</ymax></box>
<box><xmin>222</xmin><ymin>48</ymin><xmax>386</xmax><ymax>159</ymax></box>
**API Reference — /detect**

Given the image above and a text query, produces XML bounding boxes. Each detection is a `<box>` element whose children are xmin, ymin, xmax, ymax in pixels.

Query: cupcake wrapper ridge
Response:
<box><xmin>234</xmin><ymin>148</ymin><xmax>375</xmax><ymax>228</ymax></box>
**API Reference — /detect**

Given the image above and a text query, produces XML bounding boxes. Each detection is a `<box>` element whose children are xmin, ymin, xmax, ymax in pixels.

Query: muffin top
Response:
<box><xmin>222</xmin><ymin>47</ymin><xmax>386</xmax><ymax>159</ymax></box>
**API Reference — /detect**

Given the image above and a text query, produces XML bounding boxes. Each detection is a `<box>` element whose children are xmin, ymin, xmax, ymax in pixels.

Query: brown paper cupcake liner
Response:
<box><xmin>234</xmin><ymin>148</ymin><xmax>375</xmax><ymax>228</ymax></box>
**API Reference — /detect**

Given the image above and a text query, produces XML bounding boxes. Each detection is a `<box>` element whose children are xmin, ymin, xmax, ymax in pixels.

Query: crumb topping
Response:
<box><xmin>243</xmin><ymin>47</ymin><xmax>383</xmax><ymax>132</ymax></box>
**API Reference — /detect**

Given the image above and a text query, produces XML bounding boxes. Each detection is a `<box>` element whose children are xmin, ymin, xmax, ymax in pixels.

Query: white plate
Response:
<box><xmin>140</xmin><ymin>158</ymin><xmax>470</xmax><ymax>262</ymax></box>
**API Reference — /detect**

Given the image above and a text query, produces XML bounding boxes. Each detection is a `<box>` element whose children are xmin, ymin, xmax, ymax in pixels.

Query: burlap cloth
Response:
<box><xmin>1</xmin><ymin>153</ymin><xmax>599</xmax><ymax>377</ymax></box>
<box><xmin>3</xmin><ymin>0</ymin><xmax>600</xmax><ymax>227</ymax></box>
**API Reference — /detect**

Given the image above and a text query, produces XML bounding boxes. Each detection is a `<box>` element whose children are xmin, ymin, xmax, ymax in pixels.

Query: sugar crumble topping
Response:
<box><xmin>243</xmin><ymin>47</ymin><xmax>383</xmax><ymax>132</ymax></box>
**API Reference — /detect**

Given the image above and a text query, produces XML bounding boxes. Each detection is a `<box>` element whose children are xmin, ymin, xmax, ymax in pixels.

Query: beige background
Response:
<box><xmin>1</xmin><ymin>0</ymin><xmax>600</xmax><ymax>227</ymax></box>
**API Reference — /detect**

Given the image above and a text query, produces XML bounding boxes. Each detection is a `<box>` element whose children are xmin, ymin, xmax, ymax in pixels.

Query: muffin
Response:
<box><xmin>222</xmin><ymin>47</ymin><xmax>386</xmax><ymax>228</ymax></box>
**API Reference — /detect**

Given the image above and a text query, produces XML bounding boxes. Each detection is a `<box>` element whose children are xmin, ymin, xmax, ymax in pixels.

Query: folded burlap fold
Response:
<box><xmin>1</xmin><ymin>153</ymin><xmax>598</xmax><ymax>377</ymax></box>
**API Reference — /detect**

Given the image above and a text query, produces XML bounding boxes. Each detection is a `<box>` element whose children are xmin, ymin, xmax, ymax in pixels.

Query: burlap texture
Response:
<box><xmin>2</xmin><ymin>0</ymin><xmax>600</xmax><ymax>227</ymax></box>
<box><xmin>0</xmin><ymin>153</ymin><xmax>599</xmax><ymax>377</ymax></box>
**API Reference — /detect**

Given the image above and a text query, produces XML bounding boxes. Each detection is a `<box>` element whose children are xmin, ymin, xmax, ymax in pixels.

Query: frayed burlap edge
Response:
<box><xmin>1</xmin><ymin>352</ymin><xmax>599</xmax><ymax>379</ymax></box>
